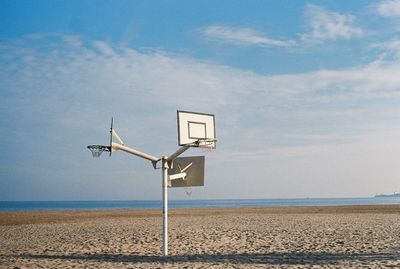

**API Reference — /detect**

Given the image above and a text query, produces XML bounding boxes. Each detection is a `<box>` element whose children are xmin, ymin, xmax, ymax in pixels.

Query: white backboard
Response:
<box><xmin>177</xmin><ymin>110</ymin><xmax>216</xmax><ymax>148</ymax></box>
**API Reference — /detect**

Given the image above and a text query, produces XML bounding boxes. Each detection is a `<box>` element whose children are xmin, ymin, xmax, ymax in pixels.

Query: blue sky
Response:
<box><xmin>1</xmin><ymin>0</ymin><xmax>400</xmax><ymax>200</ymax></box>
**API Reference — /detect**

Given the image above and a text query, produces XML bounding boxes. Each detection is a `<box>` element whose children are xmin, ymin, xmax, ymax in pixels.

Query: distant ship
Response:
<box><xmin>374</xmin><ymin>192</ymin><xmax>400</xmax><ymax>198</ymax></box>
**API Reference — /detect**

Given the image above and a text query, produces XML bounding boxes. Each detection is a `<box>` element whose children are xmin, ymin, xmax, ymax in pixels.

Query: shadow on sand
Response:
<box><xmin>11</xmin><ymin>251</ymin><xmax>400</xmax><ymax>265</ymax></box>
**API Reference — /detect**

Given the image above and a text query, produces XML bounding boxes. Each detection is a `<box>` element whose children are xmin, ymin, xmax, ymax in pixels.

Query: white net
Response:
<box><xmin>197</xmin><ymin>138</ymin><xmax>216</xmax><ymax>152</ymax></box>
<box><xmin>87</xmin><ymin>145</ymin><xmax>108</xmax><ymax>158</ymax></box>
<box><xmin>184</xmin><ymin>187</ymin><xmax>192</xmax><ymax>196</ymax></box>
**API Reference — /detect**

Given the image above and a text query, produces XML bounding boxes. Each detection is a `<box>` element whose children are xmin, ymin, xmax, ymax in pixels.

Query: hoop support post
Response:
<box><xmin>88</xmin><ymin>113</ymin><xmax>217</xmax><ymax>257</ymax></box>
<box><xmin>161</xmin><ymin>157</ymin><xmax>169</xmax><ymax>256</ymax></box>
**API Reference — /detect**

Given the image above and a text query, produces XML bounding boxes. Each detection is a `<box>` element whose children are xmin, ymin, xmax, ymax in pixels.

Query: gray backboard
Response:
<box><xmin>168</xmin><ymin>156</ymin><xmax>205</xmax><ymax>187</ymax></box>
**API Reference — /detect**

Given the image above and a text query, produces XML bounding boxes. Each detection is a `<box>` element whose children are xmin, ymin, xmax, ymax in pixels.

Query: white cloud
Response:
<box><xmin>375</xmin><ymin>0</ymin><xmax>400</xmax><ymax>17</ymax></box>
<box><xmin>371</xmin><ymin>38</ymin><xmax>400</xmax><ymax>59</ymax></box>
<box><xmin>62</xmin><ymin>35</ymin><xmax>83</xmax><ymax>47</ymax></box>
<box><xmin>1</xmin><ymin>34</ymin><xmax>400</xmax><ymax>199</ymax></box>
<box><xmin>92</xmin><ymin>40</ymin><xmax>117</xmax><ymax>56</ymax></box>
<box><xmin>202</xmin><ymin>25</ymin><xmax>295</xmax><ymax>48</ymax></box>
<box><xmin>203</xmin><ymin>6</ymin><xmax>364</xmax><ymax>48</ymax></box>
<box><xmin>1</xmin><ymin>34</ymin><xmax>400</xmax><ymax>152</ymax></box>
<box><xmin>301</xmin><ymin>5</ymin><xmax>364</xmax><ymax>42</ymax></box>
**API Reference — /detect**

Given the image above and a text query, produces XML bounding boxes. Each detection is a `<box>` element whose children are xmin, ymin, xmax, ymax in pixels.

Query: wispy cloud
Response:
<box><xmin>201</xmin><ymin>25</ymin><xmax>295</xmax><ymax>48</ymax></box>
<box><xmin>371</xmin><ymin>38</ymin><xmax>400</xmax><ymax>59</ymax></box>
<box><xmin>92</xmin><ymin>40</ymin><xmax>117</xmax><ymax>56</ymax></box>
<box><xmin>301</xmin><ymin>5</ymin><xmax>364</xmax><ymax>43</ymax></box>
<box><xmin>203</xmin><ymin>5</ymin><xmax>364</xmax><ymax>48</ymax></box>
<box><xmin>375</xmin><ymin>0</ymin><xmax>400</xmax><ymax>17</ymax></box>
<box><xmin>1</xmin><ymin>34</ymin><xmax>400</xmax><ymax>199</ymax></box>
<box><xmin>1</xmin><ymin>34</ymin><xmax>399</xmax><ymax>154</ymax></box>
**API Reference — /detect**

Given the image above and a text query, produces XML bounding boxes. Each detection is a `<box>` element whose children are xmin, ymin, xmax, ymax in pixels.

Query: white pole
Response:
<box><xmin>162</xmin><ymin>157</ymin><xmax>168</xmax><ymax>256</ymax></box>
<box><xmin>112</xmin><ymin>143</ymin><xmax>158</xmax><ymax>162</ymax></box>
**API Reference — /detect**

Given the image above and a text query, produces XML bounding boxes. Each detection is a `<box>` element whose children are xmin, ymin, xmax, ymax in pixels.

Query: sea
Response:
<box><xmin>1</xmin><ymin>197</ymin><xmax>399</xmax><ymax>211</ymax></box>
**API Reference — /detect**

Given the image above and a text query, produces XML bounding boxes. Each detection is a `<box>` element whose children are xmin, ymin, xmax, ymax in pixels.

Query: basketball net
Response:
<box><xmin>201</xmin><ymin>147</ymin><xmax>212</xmax><ymax>153</ymax></box>
<box><xmin>87</xmin><ymin>145</ymin><xmax>108</xmax><ymax>158</ymax></box>
<box><xmin>198</xmin><ymin>138</ymin><xmax>215</xmax><ymax>153</ymax></box>
<box><xmin>184</xmin><ymin>186</ymin><xmax>192</xmax><ymax>196</ymax></box>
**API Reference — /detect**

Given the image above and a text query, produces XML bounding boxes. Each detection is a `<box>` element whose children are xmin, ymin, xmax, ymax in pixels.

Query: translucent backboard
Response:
<box><xmin>177</xmin><ymin>110</ymin><xmax>216</xmax><ymax>148</ymax></box>
<box><xmin>168</xmin><ymin>156</ymin><xmax>205</xmax><ymax>187</ymax></box>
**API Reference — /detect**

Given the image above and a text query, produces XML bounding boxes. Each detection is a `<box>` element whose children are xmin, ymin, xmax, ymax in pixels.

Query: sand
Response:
<box><xmin>1</xmin><ymin>205</ymin><xmax>399</xmax><ymax>268</ymax></box>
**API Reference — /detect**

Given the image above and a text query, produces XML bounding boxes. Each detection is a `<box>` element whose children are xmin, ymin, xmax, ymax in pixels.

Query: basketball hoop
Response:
<box><xmin>87</xmin><ymin>145</ymin><xmax>110</xmax><ymax>158</ymax></box>
<box><xmin>197</xmin><ymin>138</ymin><xmax>216</xmax><ymax>152</ymax></box>
<box><xmin>184</xmin><ymin>186</ymin><xmax>192</xmax><ymax>196</ymax></box>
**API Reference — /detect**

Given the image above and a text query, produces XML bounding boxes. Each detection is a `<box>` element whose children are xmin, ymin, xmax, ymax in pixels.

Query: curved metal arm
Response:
<box><xmin>112</xmin><ymin>143</ymin><xmax>158</xmax><ymax>162</ymax></box>
<box><xmin>166</xmin><ymin>144</ymin><xmax>191</xmax><ymax>162</ymax></box>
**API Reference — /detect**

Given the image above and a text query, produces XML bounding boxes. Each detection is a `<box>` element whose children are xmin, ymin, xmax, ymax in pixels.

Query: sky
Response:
<box><xmin>1</xmin><ymin>0</ymin><xmax>400</xmax><ymax>201</ymax></box>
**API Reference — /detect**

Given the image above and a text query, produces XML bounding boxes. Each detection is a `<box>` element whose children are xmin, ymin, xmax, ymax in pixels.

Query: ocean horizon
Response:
<box><xmin>1</xmin><ymin>197</ymin><xmax>399</xmax><ymax>211</ymax></box>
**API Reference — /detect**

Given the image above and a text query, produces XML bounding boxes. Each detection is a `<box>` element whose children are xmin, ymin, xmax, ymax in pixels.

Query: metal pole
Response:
<box><xmin>162</xmin><ymin>157</ymin><xmax>168</xmax><ymax>256</ymax></box>
<box><xmin>112</xmin><ymin>143</ymin><xmax>158</xmax><ymax>162</ymax></box>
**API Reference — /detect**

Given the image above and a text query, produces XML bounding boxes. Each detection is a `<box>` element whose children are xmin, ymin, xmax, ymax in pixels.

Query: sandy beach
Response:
<box><xmin>1</xmin><ymin>205</ymin><xmax>399</xmax><ymax>268</ymax></box>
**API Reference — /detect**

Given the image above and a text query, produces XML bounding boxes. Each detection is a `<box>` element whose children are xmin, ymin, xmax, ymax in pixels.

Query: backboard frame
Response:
<box><xmin>177</xmin><ymin>110</ymin><xmax>216</xmax><ymax>148</ymax></box>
